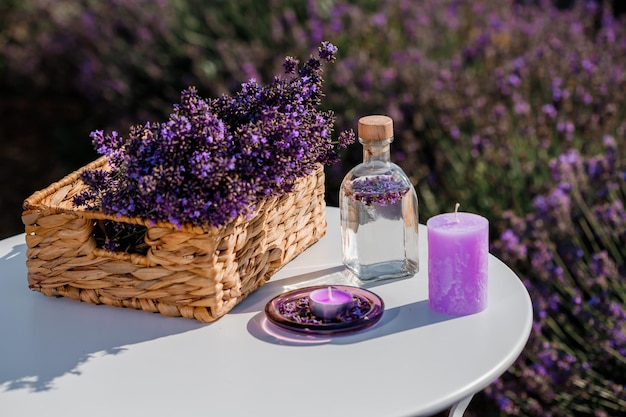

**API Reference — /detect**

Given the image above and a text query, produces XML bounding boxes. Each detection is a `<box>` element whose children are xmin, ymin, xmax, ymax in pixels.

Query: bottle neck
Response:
<box><xmin>362</xmin><ymin>138</ymin><xmax>392</xmax><ymax>163</ymax></box>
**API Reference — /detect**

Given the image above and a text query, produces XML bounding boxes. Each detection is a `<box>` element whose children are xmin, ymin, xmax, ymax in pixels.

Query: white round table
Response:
<box><xmin>0</xmin><ymin>207</ymin><xmax>532</xmax><ymax>417</ymax></box>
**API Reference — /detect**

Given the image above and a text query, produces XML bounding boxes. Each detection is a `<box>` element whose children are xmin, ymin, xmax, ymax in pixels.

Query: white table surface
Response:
<box><xmin>0</xmin><ymin>207</ymin><xmax>532</xmax><ymax>417</ymax></box>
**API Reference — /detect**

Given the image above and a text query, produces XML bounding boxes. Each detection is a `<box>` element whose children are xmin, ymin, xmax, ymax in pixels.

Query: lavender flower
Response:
<box><xmin>491</xmin><ymin>141</ymin><xmax>626</xmax><ymax>416</ymax></box>
<box><xmin>336</xmin><ymin>130</ymin><xmax>356</xmax><ymax>149</ymax></box>
<box><xmin>73</xmin><ymin>42</ymin><xmax>354</xmax><ymax>250</ymax></box>
<box><xmin>343</xmin><ymin>175</ymin><xmax>411</xmax><ymax>206</ymax></box>
<box><xmin>318</xmin><ymin>41</ymin><xmax>338</xmax><ymax>63</ymax></box>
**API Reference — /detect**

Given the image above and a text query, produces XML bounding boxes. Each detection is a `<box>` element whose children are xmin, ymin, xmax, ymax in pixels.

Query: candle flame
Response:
<box><xmin>455</xmin><ymin>203</ymin><xmax>460</xmax><ymax>223</ymax></box>
<box><xmin>328</xmin><ymin>286</ymin><xmax>333</xmax><ymax>300</ymax></box>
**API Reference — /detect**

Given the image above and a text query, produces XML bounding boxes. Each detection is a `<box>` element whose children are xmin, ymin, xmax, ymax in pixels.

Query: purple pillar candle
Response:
<box><xmin>309</xmin><ymin>287</ymin><xmax>353</xmax><ymax>319</ymax></box>
<box><xmin>427</xmin><ymin>210</ymin><xmax>489</xmax><ymax>316</ymax></box>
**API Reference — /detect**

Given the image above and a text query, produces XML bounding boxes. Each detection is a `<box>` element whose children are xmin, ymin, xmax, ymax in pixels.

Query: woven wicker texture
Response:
<box><xmin>22</xmin><ymin>156</ymin><xmax>326</xmax><ymax>322</ymax></box>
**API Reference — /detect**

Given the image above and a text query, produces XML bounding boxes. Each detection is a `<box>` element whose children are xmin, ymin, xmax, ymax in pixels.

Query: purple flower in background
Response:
<box><xmin>508</xmin><ymin>73</ymin><xmax>521</xmax><ymax>87</ymax></box>
<box><xmin>450</xmin><ymin>126</ymin><xmax>460</xmax><ymax>139</ymax></box>
<box><xmin>491</xmin><ymin>140</ymin><xmax>626</xmax><ymax>416</ymax></box>
<box><xmin>500</xmin><ymin>229</ymin><xmax>527</xmax><ymax>259</ymax></box>
<box><xmin>541</xmin><ymin>103</ymin><xmax>558</xmax><ymax>119</ymax></box>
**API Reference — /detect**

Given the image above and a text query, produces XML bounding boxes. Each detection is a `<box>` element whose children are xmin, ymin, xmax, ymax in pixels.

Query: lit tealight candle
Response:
<box><xmin>427</xmin><ymin>204</ymin><xmax>489</xmax><ymax>316</ymax></box>
<box><xmin>309</xmin><ymin>287</ymin><xmax>354</xmax><ymax>319</ymax></box>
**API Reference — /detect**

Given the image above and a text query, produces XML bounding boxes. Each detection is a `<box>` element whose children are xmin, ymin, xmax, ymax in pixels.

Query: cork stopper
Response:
<box><xmin>358</xmin><ymin>115</ymin><xmax>394</xmax><ymax>142</ymax></box>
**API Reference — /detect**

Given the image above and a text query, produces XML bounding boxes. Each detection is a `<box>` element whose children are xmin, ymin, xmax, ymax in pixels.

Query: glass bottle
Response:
<box><xmin>340</xmin><ymin>115</ymin><xmax>419</xmax><ymax>281</ymax></box>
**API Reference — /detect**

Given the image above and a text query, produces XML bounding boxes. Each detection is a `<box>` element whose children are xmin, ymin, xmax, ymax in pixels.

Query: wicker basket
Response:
<box><xmin>22</xmin><ymin>156</ymin><xmax>327</xmax><ymax>322</ymax></box>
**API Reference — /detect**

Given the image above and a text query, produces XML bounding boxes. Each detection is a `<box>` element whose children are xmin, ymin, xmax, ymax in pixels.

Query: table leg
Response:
<box><xmin>448</xmin><ymin>394</ymin><xmax>474</xmax><ymax>417</ymax></box>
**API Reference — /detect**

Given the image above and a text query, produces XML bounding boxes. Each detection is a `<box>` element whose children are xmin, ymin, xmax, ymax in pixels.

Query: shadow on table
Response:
<box><xmin>241</xmin><ymin>266</ymin><xmax>456</xmax><ymax>346</ymax></box>
<box><xmin>247</xmin><ymin>300</ymin><xmax>455</xmax><ymax>346</ymax></box>
<box><xmin>0</xmin><ymin>241</ymin><xmax>206</xmax><ymax>393</ymax></box>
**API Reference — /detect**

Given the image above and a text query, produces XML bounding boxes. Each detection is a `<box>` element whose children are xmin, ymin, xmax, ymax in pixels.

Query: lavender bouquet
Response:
<box><xmin>73</xmin><ymin>42</ymin><xmax>354</xmax><ymax>252</ymax></box>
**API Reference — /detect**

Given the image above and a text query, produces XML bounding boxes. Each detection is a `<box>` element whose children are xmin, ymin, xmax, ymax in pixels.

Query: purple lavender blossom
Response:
<box><xmin>283</xmin><ymin>56</ymin><xmax>299</xmax><ymax>74</ymax></box>
<box><xmin>73</xmin><ymin>42</ymin><xmax>354</xmax><ymax>251</ymax></box>
<box><xmin>318</xmin><ymin>41</ymin><xmax>338</xmax><ymax>63</ymax></box>
<box><xmin>336</xmin><ymin>130</ymin><xmax>356</xmax><ymax>149</ymax></box>
<box><xmin>491</xmin><ymin>140</ymin><xmax>626</xmax><ymax>416</ymax></box>
<box><xmin>344</xmin><ymin>175</ymin><xmax>410</xmax><ymax>206</ymax></box>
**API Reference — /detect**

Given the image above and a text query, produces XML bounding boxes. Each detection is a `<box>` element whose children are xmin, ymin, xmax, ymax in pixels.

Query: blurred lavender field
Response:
<box><xmin>1</xmin><ymin>1</ymin><xmax>625</xmax><ymax>415</ymax></box>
